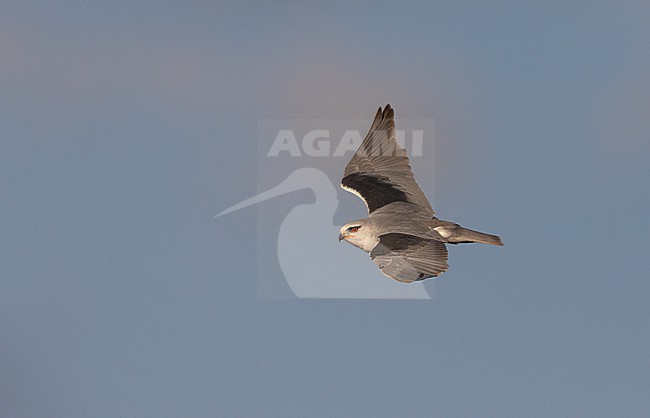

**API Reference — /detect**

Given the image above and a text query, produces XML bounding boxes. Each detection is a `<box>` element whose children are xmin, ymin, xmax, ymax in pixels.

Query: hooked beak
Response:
<box><xmin>338</xmin><ymin>233</ymin><xmax>345</xmax><ymax>242</ymax></box>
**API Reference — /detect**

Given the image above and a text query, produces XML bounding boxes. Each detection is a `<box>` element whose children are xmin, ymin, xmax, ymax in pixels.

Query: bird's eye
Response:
<box><xmin>348</xmin><ymin>226</ymin><xmax>360</xmax><ymax>233</ymax></box>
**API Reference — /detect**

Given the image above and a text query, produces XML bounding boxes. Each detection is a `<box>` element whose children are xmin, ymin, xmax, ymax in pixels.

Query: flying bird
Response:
<box><xmin>339</xmin><ymin>104</ymin><xmax>503</xmax><ymax>283</ymax></box>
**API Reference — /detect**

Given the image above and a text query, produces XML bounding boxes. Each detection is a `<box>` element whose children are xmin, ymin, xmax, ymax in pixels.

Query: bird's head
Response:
<box><xmin>339</xmin><ymin>219</ymin><xmax>376</xmax><ymax>252</ymax></box>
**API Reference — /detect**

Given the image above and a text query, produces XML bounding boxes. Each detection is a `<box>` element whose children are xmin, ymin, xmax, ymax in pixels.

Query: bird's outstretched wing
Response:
<box><xmin>341</xmin><ymin>104</ymin><xmax>434</xmax><ymax>215</ymax></box>
<box><xmin>370</xmin><ymin>233</ymin><xmax>448</xmax><ymax>283</ymax></box>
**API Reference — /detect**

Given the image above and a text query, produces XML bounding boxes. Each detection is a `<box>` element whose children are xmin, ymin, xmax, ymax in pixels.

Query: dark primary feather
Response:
<box><xmin>370</xmin><ymin>233</ymin><xmax>449</xmax><ymax>283</ymax></box>
<box><xmin>341</xmin><ymin>105</ymin><xmax>434</xmax><ymax>215</ymax></box>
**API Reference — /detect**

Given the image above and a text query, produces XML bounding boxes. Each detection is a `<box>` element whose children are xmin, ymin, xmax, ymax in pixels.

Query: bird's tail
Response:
<box><xmin>434</xmin><ymin>221</ymin><xmax>504</xmax><ymax>246</ymax></box>
<box><xmin>452</xmin><ymin>227</ymin><xmax>503</xmax><ymax>246</ymax></box>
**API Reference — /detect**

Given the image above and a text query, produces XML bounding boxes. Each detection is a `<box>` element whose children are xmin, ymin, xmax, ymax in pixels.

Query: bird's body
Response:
<box><xmin>339</xmin><ymin>105</ymin><xmax>503</xmax><ymax>283</ymax></box>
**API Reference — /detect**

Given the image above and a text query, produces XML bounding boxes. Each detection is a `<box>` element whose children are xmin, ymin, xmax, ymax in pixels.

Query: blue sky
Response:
<box><xmin>1</xmin><ymin>1</ymin><xmax>649</xmax><ymax>416</ymax></box>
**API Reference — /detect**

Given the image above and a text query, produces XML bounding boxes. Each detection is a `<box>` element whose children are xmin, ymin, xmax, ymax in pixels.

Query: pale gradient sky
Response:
<box><xmin>1</xmin><ymin>1</ymin><xmax>649</xmax><ymax>417</ymax></box>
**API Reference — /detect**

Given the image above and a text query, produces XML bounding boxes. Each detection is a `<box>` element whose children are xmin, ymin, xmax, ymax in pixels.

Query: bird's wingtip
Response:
<box><xmin>383</xmin><ymin>104</ymin><xmax>394</xmax><ymax>119</ymax></box>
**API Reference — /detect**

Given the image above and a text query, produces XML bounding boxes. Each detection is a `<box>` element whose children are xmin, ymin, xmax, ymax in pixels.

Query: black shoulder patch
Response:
<box><xmin>376</xmin><ymin>233</ymin><xmax>428</xmax><ymax>251</ymax></box>
<box><xmin>371</xmin><ymin>233</ymin><xmax>432</xmax><ymax>261</ymax></box>
<box><xmin>341</xmin><ymin>173</ymin><xmax>408</xmax><ymax>213</ymax></box>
